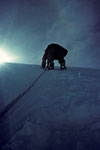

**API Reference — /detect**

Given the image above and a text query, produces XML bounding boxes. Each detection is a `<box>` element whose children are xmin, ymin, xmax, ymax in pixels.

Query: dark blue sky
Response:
<box><xmin>0</xmin><ymin>0</ymin><xmax>100</xmax><ymax>68</ymax></box>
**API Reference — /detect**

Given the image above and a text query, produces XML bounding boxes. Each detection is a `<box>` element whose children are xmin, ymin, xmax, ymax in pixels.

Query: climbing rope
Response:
<box><xmin>0</xmin><ymin>70</ymin><xmax>46</xmax><ymax>119</ymax></box>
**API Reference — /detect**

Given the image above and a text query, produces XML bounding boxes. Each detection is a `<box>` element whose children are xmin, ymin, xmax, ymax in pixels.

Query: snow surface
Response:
<box><xmin>0</xmin><ymin>63</ymin><xmax>43</xmax><ymax>110</ymax></box>
<box><xmin>0</xmin><ymin>63</ymin><xmax>100</xmax><ymax>150</ymax></box>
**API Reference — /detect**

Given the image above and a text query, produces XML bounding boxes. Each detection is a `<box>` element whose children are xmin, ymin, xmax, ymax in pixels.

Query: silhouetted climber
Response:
<box><xmin>41</xmin><ymin>43</ymin><xmax>68</xmax><ymax>70</ymax></box>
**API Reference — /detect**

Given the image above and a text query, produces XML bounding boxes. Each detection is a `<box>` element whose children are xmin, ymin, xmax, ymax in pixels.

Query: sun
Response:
<box><xmin>0</xmin><ymin>48</ymin><xmax>14</xmax><ymax>63</ymax></box>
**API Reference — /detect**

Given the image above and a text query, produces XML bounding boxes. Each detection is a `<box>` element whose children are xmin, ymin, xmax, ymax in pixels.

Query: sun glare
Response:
<box><xmin>0</xmin><ymin>48</ymin><xmax>15</xmax><ymax>63</ymax></box>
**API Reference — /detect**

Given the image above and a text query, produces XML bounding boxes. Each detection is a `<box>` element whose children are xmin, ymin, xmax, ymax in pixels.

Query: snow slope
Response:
<box><xmin>0</xmin><ymin>63</ymin><xmax>43</xmax><ymax>110</ymax></box>
<box><xmin>0</xmin><ymin>63</ymin><xmax>100</xmax><ymax>150</ymax></box>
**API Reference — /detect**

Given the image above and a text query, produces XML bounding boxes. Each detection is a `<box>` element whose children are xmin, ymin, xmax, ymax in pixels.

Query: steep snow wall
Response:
<box><xmin>0</xmin><ymin>63</ymin><xmax>100</xmax><ymax>150</ymax></box>
<box><xmin>0</xmin><ymin>63</ymin><xmax>43</xmax><ymax>110</ymax></box>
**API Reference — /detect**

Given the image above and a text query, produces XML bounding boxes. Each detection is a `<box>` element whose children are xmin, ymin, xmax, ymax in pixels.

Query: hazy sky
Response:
<box><xmin>0</xmin><ymin>0</ymin><xmax>100</xmax><ymax>68</ymax></box>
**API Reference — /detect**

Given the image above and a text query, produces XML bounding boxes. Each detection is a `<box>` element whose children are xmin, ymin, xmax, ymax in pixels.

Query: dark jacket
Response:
<box><xmin>42</xmin><ymin>43</ymin><xmax>68</xmax><ymax>68</ymax></box>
